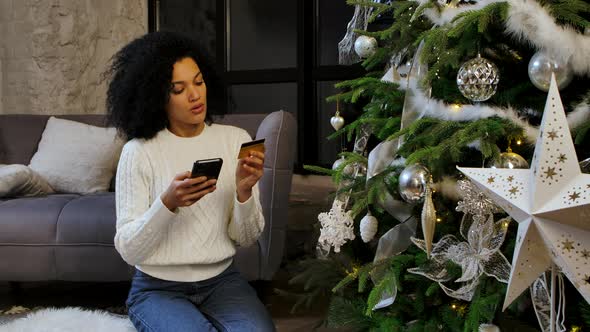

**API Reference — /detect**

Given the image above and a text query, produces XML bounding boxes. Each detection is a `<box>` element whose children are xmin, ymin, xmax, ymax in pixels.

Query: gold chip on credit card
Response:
<box><xmin>238</xmin><ymin>138</ymin><xmax>266</xmax><ymax>159</ymax></box>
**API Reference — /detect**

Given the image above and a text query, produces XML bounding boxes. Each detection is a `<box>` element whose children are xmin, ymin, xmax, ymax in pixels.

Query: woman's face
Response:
<box><xmin>165</xmin><ymin>57</ymin><xmax>207</xmax><ymax>136</ymax></box>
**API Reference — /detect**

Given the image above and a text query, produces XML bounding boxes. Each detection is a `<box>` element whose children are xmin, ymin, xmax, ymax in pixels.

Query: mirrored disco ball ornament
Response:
<box><xmin>398</xmin><ymin>164</ymin><xmax>431</xmax><ymax>203</ymax></box>
<box><xmin>487</xmin><ymin>148</ymin><xmax>529</xmax><ymax>169</ymax></box>
<box><xmin>456</xmin><ymin>54</ymin><xmax>500</xmax><ymax>102</ymax></box>
<box><xmin>354</xmin><ymin>35</ymin><xmax>377</xmax><ymax>58</ymax></box>
<box><xmin>528</xmin><ymin>50</ymin><xmax>573</xmax><ymax>91</ymax></box>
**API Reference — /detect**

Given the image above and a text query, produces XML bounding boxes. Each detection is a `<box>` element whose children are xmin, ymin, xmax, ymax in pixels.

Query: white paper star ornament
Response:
<box><xmin>457</xmin><ymin>73</ymin><xmax>590</xmax><ymax>310</ymax></box>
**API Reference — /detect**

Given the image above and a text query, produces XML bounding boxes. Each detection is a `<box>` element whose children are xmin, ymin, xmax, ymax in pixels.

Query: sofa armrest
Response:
<box><xmin>255</xmin><ymin>110</ymin><xmax>297</xmax><ymax>280</ymax></box>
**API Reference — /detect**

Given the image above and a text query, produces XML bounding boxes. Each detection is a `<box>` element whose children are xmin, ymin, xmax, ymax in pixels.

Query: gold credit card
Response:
<box><xmin>238</xmin><ymin>138</ymin><xmax>266</xmax><ymax>159</ymax></box>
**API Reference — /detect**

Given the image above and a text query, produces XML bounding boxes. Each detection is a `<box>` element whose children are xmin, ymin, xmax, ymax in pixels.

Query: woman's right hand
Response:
<box><xmin>161</xmin><ymin>171</ymin><xmax>217</xmax><ymax>211</ymax></box>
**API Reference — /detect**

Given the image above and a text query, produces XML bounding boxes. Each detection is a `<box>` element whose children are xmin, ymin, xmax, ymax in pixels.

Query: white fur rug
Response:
<box><xmin>0</xmin><ymin>307</ymin><xmax>135</xmax><ymax>332</ymax></box>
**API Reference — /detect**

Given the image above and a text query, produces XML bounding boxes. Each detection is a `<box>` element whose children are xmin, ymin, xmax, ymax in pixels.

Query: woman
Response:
<box><xmin>105</xmin><ymin>31</ymin><xmax>275</xmax><ymax>332</ymax></box>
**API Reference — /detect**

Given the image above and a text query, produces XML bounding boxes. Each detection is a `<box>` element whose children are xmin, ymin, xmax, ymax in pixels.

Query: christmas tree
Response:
<box><xmin>287</xmin><ymin>0</ymin><xmax>590</xmax><ymax>331</ymax></box>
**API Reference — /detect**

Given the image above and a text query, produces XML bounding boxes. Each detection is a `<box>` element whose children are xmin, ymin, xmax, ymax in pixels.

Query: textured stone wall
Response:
<box><xmin>0</xmin><ymin>0</ymin><xmax>147</xmax><ymax>115</ymax></box>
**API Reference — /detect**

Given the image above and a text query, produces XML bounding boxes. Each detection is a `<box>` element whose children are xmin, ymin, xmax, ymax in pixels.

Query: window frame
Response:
<box><xmin>148</xmin><ymin>0</ymin><xmax>364</xmax><ymax>171</ymax></box>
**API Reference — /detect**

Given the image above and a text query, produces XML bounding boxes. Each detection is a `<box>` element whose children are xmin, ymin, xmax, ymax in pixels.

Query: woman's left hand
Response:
<box><xmin>236</xmin><ymin>151</ymin><xmax>264</xmax><ymax>202</ymax></box>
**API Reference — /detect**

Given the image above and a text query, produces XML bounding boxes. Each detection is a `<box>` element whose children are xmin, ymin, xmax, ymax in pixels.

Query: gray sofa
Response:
<box><xmin>0</xmin><ymin>111</ymin><xmax>296</xmax><ymax>282</ymax></box>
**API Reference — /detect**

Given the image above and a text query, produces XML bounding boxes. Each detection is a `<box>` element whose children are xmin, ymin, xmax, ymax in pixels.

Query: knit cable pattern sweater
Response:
<box><xmin>114</xmin><ymin>124</ymin><xmax>264</xmax><ymax>282</ymax></box>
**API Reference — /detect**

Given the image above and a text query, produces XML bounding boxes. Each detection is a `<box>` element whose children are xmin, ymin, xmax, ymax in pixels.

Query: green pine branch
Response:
<box><xmin>419</xmin><ymin>2</ymin><xmax>510</xmax><ymax>84</ymax></box>
<box><xmin>327</xmin><ymin>296</ymin><xmax>374</xmax><ymax>330</ymax></box>
<box><xmin>549</xmin><ymin>0</ymin><xmax>590</xmax><ymax>29</ymax></box>
<box><xmin>388</xmin><ymin>117</ymin><xmax>524</xmax><ymax>177</ymax></box>
<box><xmin>463</xmin><ymin>278</ymin><xmax>503</xmax><ymax>332</ymax></box>
<box><xmin>276</xmin><ymin>258</ymin><xmax>350</xmax><ymax>314</ymax></box>
<box><xmin>580</xmin><ymin>301</ymin><xmax>590</xmax><ymax>327</ymax></box>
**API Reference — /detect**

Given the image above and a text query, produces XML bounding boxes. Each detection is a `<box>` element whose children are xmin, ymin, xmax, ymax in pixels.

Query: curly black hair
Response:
<box><xmin>104</xmin><ymin>31</ymin><xmax>224</xmax><ymax>140</ymax></box>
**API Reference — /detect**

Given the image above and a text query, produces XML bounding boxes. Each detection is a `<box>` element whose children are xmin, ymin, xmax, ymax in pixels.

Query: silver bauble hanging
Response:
<box><xmin>488</xmin><ymin>149</ymin><xmax>529</xmax><ymax>169</ymax></box>
<box><xmin>456</xmin><ymin>54</ymin><xmax>500</xmax><ymax>102</ymax></box>
<box><xmin>341</xmin><ymin>162</ymin><xmax>367</xmax><ymax>180</ymax></box>
<box><xmin>357</xmin><ymin>163</ymin><xmax>367</xmax><ymax>177</ymax></box>
<box><xmin>342</xmin><ymin>162</ymin><xmax>367</xmax><ymax>188</ymax></box>
<box><xmin>360</xmin><ymin>211</ymin><xmax>378</xmax><ymax>242</ymax></box>
<box><xmin>398</xmin><ymin>164</ymin><xmax>431</xmax><ymax>204</ymax></box>
<box><xmin>528</xmin><ymin>50</ymin><xmax>573</xmax><ymax>91</ymax></box>
<box><xmin>343</xmin><ymin>163</ymin><xmax>355</xmax><ymax>177</ymax></box>
<box><xmin>354</xmin><ymin>35</ymin><xmax>377</xmax><ymax>58</ymax></box>
<box><xmin>343</xmin><ymin>162</ymin><xmax>367</xmax><ymax>177</ymax></box>
<box><xmin>332</xmin><ymin>156</ymin><xmax>346</xmax><ymax>170</ymax></box>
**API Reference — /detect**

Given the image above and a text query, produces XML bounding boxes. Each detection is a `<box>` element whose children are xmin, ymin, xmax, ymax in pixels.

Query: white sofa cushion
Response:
<box><xmin>29</xmin><ymin>117</ymin><xmax>124</xmax><ymax>194</ymax></box>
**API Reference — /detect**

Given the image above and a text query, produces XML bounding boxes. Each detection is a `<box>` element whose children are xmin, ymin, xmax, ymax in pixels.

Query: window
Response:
<box><xmin>150</xmin><ymin>0</ymin><xmax>364</xmax><ymax>171</ymax></box>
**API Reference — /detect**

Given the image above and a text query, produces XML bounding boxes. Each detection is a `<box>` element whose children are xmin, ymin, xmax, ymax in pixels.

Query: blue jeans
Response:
<box><xmin>126</xmin><ymin>263</ymin><xmax>275</xmax><ymax>332</ymax></box>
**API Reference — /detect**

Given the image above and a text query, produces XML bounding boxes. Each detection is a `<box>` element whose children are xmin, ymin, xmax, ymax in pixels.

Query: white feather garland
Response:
<box><xmin>412</xmin><ymin>88</ymin><xmax>590</xmax><ymax>143</ymax></box>
<box><xmin>505</xmin><ymin>0</ymin><xmax>590</xmax><ymax>75</ymax></box>
<box><xmin>415</xmin><ymin>0</ymin><xmax>590</xmax><ymax>76</ymax></box>
<box><xmin>381</xmin><ymin>72</ymin><xmax>590</xmax><ymax>143</ymax></box>
<box><xmin>417</xmin><ymin>0</ymin><xmax>503</xmax><ymax>27</ymax></box>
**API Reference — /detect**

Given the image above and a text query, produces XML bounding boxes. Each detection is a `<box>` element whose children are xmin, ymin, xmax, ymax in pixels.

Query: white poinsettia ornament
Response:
<box><xmin>409</xmin><ymin>214</ymin><xmax>512</xmax><ymax>301</ymax></box>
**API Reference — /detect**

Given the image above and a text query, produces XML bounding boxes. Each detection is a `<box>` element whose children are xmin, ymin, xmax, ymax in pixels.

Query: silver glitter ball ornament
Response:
<box><xmin>354</xmin><ymin>35</ymin><xmax>377</xmax><ymax>59</ymax></box>
<box><xmin>398</xmin><ymin>164</ymin><xmax>431</xmax><ymax>203</ymax></box>
<box><xmin>528</xmin><ymin>50</ymin><xmax>573</xmax><ymax>91</ymax></box>
<box><xmin>487</xmin><ymin>149</ymin><xmax>529</xmax><ymax>169</ymax></box>
<box><xmin>457</xmin><ymin>54</ymin><xmax>500</xmax><ymax>102</ymax></box>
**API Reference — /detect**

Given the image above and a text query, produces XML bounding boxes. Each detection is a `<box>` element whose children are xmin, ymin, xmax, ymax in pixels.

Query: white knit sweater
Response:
<box><xmin>114</xmin><ymin>123</ymin><xmax>265</xmax><ymax>282</ymax></box>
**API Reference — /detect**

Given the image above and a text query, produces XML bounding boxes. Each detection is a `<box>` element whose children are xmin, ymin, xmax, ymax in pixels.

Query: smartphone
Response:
<box><xmin>190</xmin><ymin>158</ymin><xmax>223</xmax><ymax>180</ymax></box>
<box><xmin>238</xmin><ymin>138</ymin><xmax>266</xmax><ymax>159</ymax></box>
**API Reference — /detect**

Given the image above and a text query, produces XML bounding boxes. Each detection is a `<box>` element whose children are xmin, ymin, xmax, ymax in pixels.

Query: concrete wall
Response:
<box><xmin>0</xmin><ymin>0</ymin><xmax>147</xmax><ymax>115</ymax></box>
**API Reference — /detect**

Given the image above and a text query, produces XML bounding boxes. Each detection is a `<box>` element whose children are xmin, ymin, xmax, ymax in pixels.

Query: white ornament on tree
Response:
<box><xmin>354</xmin><ymin>35</ymin><xmax>378</xmax><ymax>58</ymax></box>
<box><xmin>332</xmin><ymin>155</ymin><xmax>346</xmax><ymax>170</ymax></box>
<box><xmin>317</xmin><ymin>199</ymin><xmax>356</xmax><ymax>254</ymax></box>
<box><xmin>360</xmin><ymin>211</ymin><xmax>378</xmax><ymax>242</ymax></box>
<box><xmin>330</xmin><ymin>112</ymin><xmax>345</xmax><ymax>131</ymax></box>
<box><xmin>330</xmin><ymin>99</ymin><xmax>345</xmax><ymax>131</ymax></box>
<box><xmin>409</xmin><ymin>213</ymin><xmax>511</xmax><ymax>301</ymax></box>
<box><xmin>458</xmin><ymin>73</ymin><xmax>590</xmax><ymax>309</ymax></box>
<box><xmin>338</xmin><ymin>5</ymin><xmax>373</xmax><ymax>65</ymax></box>
<box><xmin>478</xmin><ymin>324</ymin><xmax>500</xmax><ymax>332</ymax></box>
